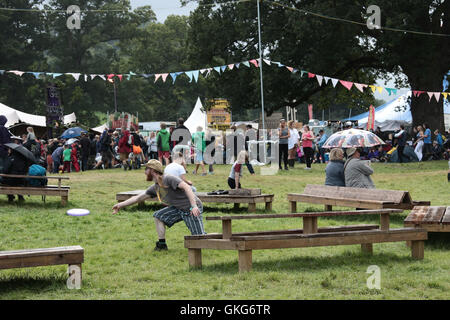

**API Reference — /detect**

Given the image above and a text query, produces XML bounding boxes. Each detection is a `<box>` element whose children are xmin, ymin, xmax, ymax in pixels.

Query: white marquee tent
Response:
<box><xmin>184</xmin><ymin>97</ymin><xmax>207</xmax><ymax>134</ymax></box>
<box><xmin>1</xmin><ymin>102</ymin><xmax>76</xmax><ymax>128</ymax></box>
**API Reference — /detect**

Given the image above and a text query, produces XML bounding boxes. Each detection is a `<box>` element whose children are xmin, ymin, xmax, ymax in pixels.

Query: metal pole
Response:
<box><xmin>257</xmin><ymin>0</ymin><xmax>265</xmax><ymax>131</ymax></box>
<box><xmin>113</xmin><ymin>81</ymin><xmax>117</xmax><ymax>113</ymax></box>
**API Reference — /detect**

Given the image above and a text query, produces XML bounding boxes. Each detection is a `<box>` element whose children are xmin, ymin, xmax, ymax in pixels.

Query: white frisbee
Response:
<box><xmin>66</xmin><ymin>208</ymin><xmax>90</xmax><ymax>216</ymax></box>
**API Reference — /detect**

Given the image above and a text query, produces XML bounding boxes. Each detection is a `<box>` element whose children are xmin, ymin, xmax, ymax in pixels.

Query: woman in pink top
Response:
<box><xmin>301</xmin><ymin>125</ymin><xmax>315</xmax><ymax>169</ymax></box>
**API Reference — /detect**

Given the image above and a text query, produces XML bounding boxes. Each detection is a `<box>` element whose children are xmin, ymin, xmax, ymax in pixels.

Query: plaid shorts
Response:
<box><xmin>153</xmin><ymin>206</ymin><xmax>205</xmax><ymax>235</ymax></box>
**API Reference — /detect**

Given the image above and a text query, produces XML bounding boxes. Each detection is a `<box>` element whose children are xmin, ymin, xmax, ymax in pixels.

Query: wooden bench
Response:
<box><xmin>0</xmin><ymin>246</ymin><xmax>84</xmax><ymax>288</ymax></box>
<box><xmin>288</xmin><ymin>184</ymin><xmax>430</xmax><ymax>213</ymax></box>
<box><xmin>0</xmin><ymin>174</ymin><xmax>70</xmax><ymax>205</ymax></box>
<box><xmin>184</xmin><ymin>209</ymin><xmax>427</xmax><ymax>272</ymax></box>
<box><xmin>404</xmin><ymin>206</ymin><xmax>450</xmax><ymax>233</ymax></box>
<box><xmin>116</xmin><ymin>190</ymin><xmax>275</xmax><ymax>212</ymax></box>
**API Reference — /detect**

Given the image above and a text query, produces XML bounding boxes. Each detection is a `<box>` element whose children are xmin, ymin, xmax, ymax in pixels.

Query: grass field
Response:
<box><xmin>0</xmin><ymin>160</ymin><xmax>449</xmax><ymax>300</ymax></box>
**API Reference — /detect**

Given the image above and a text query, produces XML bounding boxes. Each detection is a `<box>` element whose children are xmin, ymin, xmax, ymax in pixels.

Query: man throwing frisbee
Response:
<box><xmin>112</xmin><ymin>159</ymin><xmax>205</xmax><ymax>251</ymax></box>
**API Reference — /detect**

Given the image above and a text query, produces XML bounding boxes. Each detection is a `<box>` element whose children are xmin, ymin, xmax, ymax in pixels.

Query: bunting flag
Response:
<box><xmin>339</xmin><ymin>80</ymin><xmax>353</xmax><ymax>90</ymax></box>
<box><xmin>331</xmin><ymin>78</ymin><xmax>339</xmax><ymax>88</ymax></box>
<box><xmin>308</xmin><ymin>104</ymin><xmax>313</xmax><ymax>120</ymax></box>
<box><xmin>367</xmin><ymin>105</ymin><xmax>375</xmax><ymax>131</ymax></box>
<box><xmin>354</xmin><ymin>83</ymin><xmax>368</xmax><ymax>92</ymax></box>
<box><xmin>1</xmin><ymin>58</ymin><xmax>447</xmax><ymax>104</ymax></box>
<box><xmin>316</xmin><ymin>75</ymin><xmax>323</xmax><ymax>86</ymax></box>
<box><xmin>249</xmin><ymin>59</ymin><xmax>259</xmax><ymax>67</ymax></box>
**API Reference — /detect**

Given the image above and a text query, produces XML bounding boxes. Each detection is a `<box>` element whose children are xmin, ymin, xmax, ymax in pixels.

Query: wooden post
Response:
<box><xmin>233</xmin><ymin>203</ymin><xmax>240</xmax><ymax>210</ymax></box>
<box><xmin>265</xmin><ymin>201</ymin><xmax>272</xmax><ymax>211</ymax></box>
<box><xmin>188</xmin><ymin>249</ymin><xmax>202</xmax><ymax>268</ymax></box>
<box><xmin>380</xmin><ymin>214</ymin><xmax>390</xmax><ymax>231</ymax></box>
<box><xmin>324</xmin><ymin>205</ymin><xmax>332</xmax><ymax>211</ymax></box>
<box><xmin>61</xmin><ymin>195</ymin><xmax>68</xmax><ymax>206</ymax></box>
<box><xmin>238</xmin><ymin>250</ymin><xmax>252</xmax><ymax>272</ymax></box>
<box><xmin>248</xmin><ymin>203</ymin><xmax>256</xmax><ymax>212</ymax></box>
<box><xmin>361</xmin><ymin>243</ymin><xmax>373</xmax><ymax>254</ymax></box>
<box><xmin>303</xmin><ymin>216</ymin><xmax>318</xmax><ymax>234</ymax></box>
<box><xmin>411</xmin><ymin>240</ymin><xmax>424</xmax><ymax>260</ymax></box>
<box><xmin>289</xmin><ymin>201</ymin><xmax>297</xmax><ymax>213</ymax></box>
<box><xmin>222</xmin><ymin>220</ymin><xmax>232</xmax><ymax>239</ymax></box>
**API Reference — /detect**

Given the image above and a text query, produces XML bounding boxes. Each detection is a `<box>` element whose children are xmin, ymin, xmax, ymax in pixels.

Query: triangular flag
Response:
<box><xmin>442</xmin><ymin>92</ymin><xmax>448</xmax><ymax>100</ymax></box>
<box><xmin>300</xmin><ymin>70</ymin><xmax>307</xmax><ymax>77</ymax></box>
<box><xmin>90</xmin><ymin>74</ymin><xmax>97</xmax><ymax>80</ymax></box>
<box><xmin>369</xmin><ymin>85</ymin><xmax>377</xmax><ymax>93</ymax></box>
<box><xmin>170</xmin><ymin>72</ymin><xmax>182</xmax><ymax>84</ymax></box>
<box><xmin>339</xmin><ymin>80</ymin><xmax>353</xmax><ymax>90</ymax></box>
<box><xmin>84</xmin><ymin>74</ymin><xmax>88</xmax><ymax>82</ymax></box>
<box><xmin>213</xmin><ymin>66</ymin><xmax>221</xmax><ymax>74</ymax></box>
<box><xmin>32</xmin><ymin>72</ymin><xmax>41</xmax><ymax>79</ymax></box>
<box><xmin>235</xmin><ymin>63</ymin><xmax>240</xmax><ymax>69</ymax></box>
<box><xmin>227</xmin><ymin>64</ymin><xmax>234</xmax><ymax>70</ymax></box>
<box><xmin>199</xmin><ymin>69</ymin><xmax>207</xmax><ymax>74</ymax></box>
<box><xmin>161</xmin><ymin>73</ymin><xmax>168</xmax><ymax>82</ymax></box>
<box><xmin>52</xmin><ymin>73</ymin><xmax>63</xmax><ymax>78</ymax></box>
<box><xmin>308</xmin><ymin>72</ymin><xmax>315</xmax><ymax>78</ymax></box>
<box><xmin>117</xmin><ymin>75</ymin><xmax>123</xmax><ymax>82</ymax></box>
<box><xmin>433</xmin><ymin>92</ymin><xmax>440</xmax><ymax>102</ymax></box>
<box><xmin>0</xmin><ymin>70</ymin><xmax>4</xmax><ymax>75</ymax></box>
<box><xmin>354</xmin><ymin>83</ymin><xmax>367</xmax><ymax>92</ymax></box>
<box><xmin>427</xmin><ymin>92</ymin><xmax>434</xmax><ymax>101</ymax></box>
<box><xmin>286</xmin><ymin>66</ymin><xmax>294</xmax><ymax>73</ymax></box>
<box><xmin>98</xmin><ymin>75</ymin><xmax>106</xmax><ymax>81</ymax></box>
<box><xmin>331</xmin><ymin>78</ymin><xmax>339</xmax><ymax>88</ymax></box>
<box><xmin>185</xmin><ymin>71</ymin><xmax>194</xmax><ymax>82</ymax></box>
<box><xmin>275</xmin><ymin>62</ymin><xmax>285</xmax><ymax>67</ymax></box>
<box><xmin>316</xmin><ymin>75</ymin><xmax>323</xmax><ymax>86</ymax></box>
<box><xmin>107</xmin><ymin>74</ymin><xmax>115</xmax><ymax>80</ymax></box>
<box><xmin>154</xmin><ymin>74</ymin><xmax>162</xmax><ymax>83</ymax></box>
<box><xmin>8</xmin><ymin>70</ymin><xmax>24</xmax><ymax>76</ymax></box>
<box><xmin>220</xmin><ymin>65</ymin><xmax>227</xmax><ymax>72</ymax></box>
<box><xmin>249</xmin><ymin>59</ymin><xmax>259</xmax><ymax>67</ymax></box>
<box><xmin>242</xmin><ymin>61</ymin><xmax>250</xmax><ymax>68</ymax></box>
<box><xmin>142</xmin><ymin>74</ymin><xmax>152</xmax><ymax>78</ymax></box>
<box><xmin>192</xmin><ymin>70</ymin><xmax>199</xmax><ymax>82</ymax></box>
<box><xmin>376</xmin><ymin>86</ymin><xmax>383</xmax><ymax>94</ymax></box>
<box><xmin>323</xmin><ymin>77</ymin><xmax>330</xmax><ymax>84</ymax></box>
<box><xmin>263</xmin><ymin>59</ymin><xmax>271</xmax><ymax>65</ymax></box>
<box><xmin>68</xmin><ymin>73</ymin><xmax>81</xmax><ymax>81</ymax></box>
<box><xmin>292</xmin><ymin>68</ymin><xmax>299</xmax><ymax>73</ymax></box>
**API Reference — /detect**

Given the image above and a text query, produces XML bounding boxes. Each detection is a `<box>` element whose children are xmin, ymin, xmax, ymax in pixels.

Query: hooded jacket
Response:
<box><xmin>156</xmin><ymin>129</ymin><xmax>171</xmax><ymax>152</ymax></box>
<box><xmin>343</xmin><ymin>157</ymin><xmax>375</xmax><ymax>189</ymax></box>
<box><xmin>118</xmin><ymin>130</ymin><xmax>132</xmax><ymax>154</ymax></box>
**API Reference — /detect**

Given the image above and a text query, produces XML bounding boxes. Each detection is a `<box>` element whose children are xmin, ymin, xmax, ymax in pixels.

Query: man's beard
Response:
<box><xmin>146</xmin><ymin>172</ymin><xmax>153</xmax><ymax>181</ymax></box>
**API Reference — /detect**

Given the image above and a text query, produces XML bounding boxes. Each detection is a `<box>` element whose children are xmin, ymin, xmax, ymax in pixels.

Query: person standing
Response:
<box><xmin>0</xmin><ymin>115</ymin><xmax>12</xmax><ymax>173</ymax></box>
<box><xmin>394</xmin><ymin>125</ymin><xmax>407</xmax><ymax>163</ymax></box>
<box><xmin>192</xmin><ymin>126</ymin><xmax>207</xmax><ymax>175</ymax></box>
<box><xmin>287</xmin><ymin>120</ymin><xmax>300</xmax><ymax>168</ymax></box>
<box><xmin>228</xmin><ymin>150</ymin><xmax>250</xmax><ymax>189</ymax></box>
<box><xmin>118</xmin><ymin>126</ymin><xmax>132</xmax><ymax>170</ymax></box>
<box><xmin>422</xmin><ymin>123</ymin><xmax>432</xmax><ymax>161</ymax></box>
<box><xmin>301</xmin><ymin>125</ymin><xmax>315</xmax><ymax>170</ymax></box>
<box><xmin>112</xmin><ymin>159</ymin><xmax>205</xmax><ymax>251</ymax></box>
<box><xmin>156</xmin><ymin>123</ymin><xmax>171</xmax><ymax>166</ymax></box>
<box><xmin>147</xmin><ymin>131</ymin><xmax>158</xmax><ymax>160</ymax></box>
<box><xmin>344</xmin><ymin>147</ymin><xmax>375</xmax><ymax>189</ymax></box>
<box><xmin>62</xmin><ymin>144</ymin><xmax>72</xmax><ymax>173</ymax></box>
<box><xmin>316</xmin><ymin>129</ymin><xmax>328</xmax><ymax>163</ymax></box>
<box><xmin>414</xmin><ymin>126</ymin><xmax>425</xmax><ymax>161</ymax></box>
<box><xmin>70</xmin><ymin>142</ymin><xmax>80</xmax><ymax>172</ymax></box>
<box><xmin>171</xmin><ymin>118</ymin><xmax>191</xmax><ymax>149</ymax></box>
<box><xmin>278</xmin><ymin>119</ymin><xmax>290</xmax><ymax>170</ymax></box>
<box><xmin>80</xmin><ymin>132</ymin><xmax>91</xmax><ymax>171</ymax></box>
<box><xmin>51</xmin><ymin>143</ymin><xmax>64</xmax><ymax>173</ymax></box>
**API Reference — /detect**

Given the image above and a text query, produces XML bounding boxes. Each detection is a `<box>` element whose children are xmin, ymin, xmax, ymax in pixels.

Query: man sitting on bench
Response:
<box><xmin>1</xmin><ymin>147</ymin><xmax>30</xmax><ymax>202</ymax></box>
<box><xmin>112</xmin><ymin>159</ymin><xmax>205</xmax><ymax>251</ymax></box>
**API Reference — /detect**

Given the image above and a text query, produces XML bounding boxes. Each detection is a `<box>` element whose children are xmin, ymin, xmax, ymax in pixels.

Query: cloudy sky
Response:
<box><xmin>130</xmin><ymin>0</ymin><xmax>198</xmax><ymax>22</ymax></box>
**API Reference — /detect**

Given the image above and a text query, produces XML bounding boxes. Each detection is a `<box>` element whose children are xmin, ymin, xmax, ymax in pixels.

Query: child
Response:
<box><xmin>62</xmin><ymin>144</ymin><xmax>71</xmax><ymax>173</ymax></box>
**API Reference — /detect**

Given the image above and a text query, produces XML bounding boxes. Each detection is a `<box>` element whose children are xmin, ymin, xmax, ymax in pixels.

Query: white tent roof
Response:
<box><xmin>184</xmin><ymin>97</ymin><xmax>207</xmax><ymax>134</ymax></box>
<box><xmin>1</xmin><ymin>102</ymin><xmax>76</xmax><ymax>128</ymax></box>
<box><xmin>345</xmin><ymin>92</ymin><xmax>413</xmax><ymax>131</ymax></box>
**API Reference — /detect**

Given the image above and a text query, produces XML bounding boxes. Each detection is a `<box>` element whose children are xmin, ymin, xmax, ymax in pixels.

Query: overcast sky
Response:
<box><xmin>130</xmin><ymin>0</ymin><xmax>198</xmax><ymax>22</ymax></box>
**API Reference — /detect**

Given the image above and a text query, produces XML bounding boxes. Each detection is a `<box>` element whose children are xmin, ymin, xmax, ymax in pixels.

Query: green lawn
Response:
<box><xmin>0</xmin><ymin>160</ymin><xmax>449</xmax><ymax>299</ymax></box>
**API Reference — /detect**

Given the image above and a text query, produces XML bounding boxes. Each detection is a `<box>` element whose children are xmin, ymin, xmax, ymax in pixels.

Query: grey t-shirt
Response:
<box><xmin>145</xmin><ymin>174</ymin><xmax>202</xmax><ymax>212</ymax></box>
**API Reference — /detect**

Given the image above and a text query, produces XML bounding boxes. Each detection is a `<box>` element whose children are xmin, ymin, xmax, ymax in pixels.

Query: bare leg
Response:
<box><xmin>154</xmin><ymin>217</ymin><xmax>166</xmax><ymax>239</ymax></box>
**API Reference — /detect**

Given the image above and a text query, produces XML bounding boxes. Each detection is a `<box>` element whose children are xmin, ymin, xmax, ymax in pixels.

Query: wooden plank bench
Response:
<box><xmin>116</xmin><ymin>190</ymin><xmax>275</xmax><ymax>212</ymax></box>
<box><xmin>0</xmin><ymin>246</ymin><xmax>84</xmax><ymax>288</ymax></box>
<box><xmin>184</xmin><ymin>209</ymin><xmax>427</xmax><ymax>272</ymax></box>
<box><xmin>404</xmin><ymin>206</ymin><xmax>450</xmax><ymax>233</ymax></box>
<box><xmin>0</xmin><ymin>174</ymin><xmax>70</xmax><ymax>205</ymax></box>
<box><xmin>287</xmin><ymin>184</ymin><xmax>430</xmax><ymax>213</ymax></box>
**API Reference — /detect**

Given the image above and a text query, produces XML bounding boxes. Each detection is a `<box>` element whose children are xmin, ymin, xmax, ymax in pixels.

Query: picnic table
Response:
<box><xmin>184</xmin><ymin>208</ymin><xmax>427</xmax><ymax>272</ymax></box>
<box><xmin>116</xmin><ymin>190</ymin><xmax>275</xmax><ymax>212</ymax></box>
<box><xmin>0</xmin><ymin>174</ymin><xmax>70</xmax><ymax>205</ymax></box>
<box><xmin>287</xmin><ymin>184</ymin><xmax>430</xmax><ymax>213</ymax></box>
<box><xmin>404</xmin><ymin>206</ymin><xmax>450</xmax><ymax>232</ymax></box>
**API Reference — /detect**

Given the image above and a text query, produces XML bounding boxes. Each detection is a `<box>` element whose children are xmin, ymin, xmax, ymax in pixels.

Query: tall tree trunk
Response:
<box><xmin>407</xmin><ymin>70</ymin><xmax>445</xmax><ymax>132</ymax></box>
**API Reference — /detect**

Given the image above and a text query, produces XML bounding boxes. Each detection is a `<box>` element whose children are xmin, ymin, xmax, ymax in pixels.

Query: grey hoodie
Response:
<box><xmin>343</xmin><ymin>157</ymin><xmax>375</xmax><ymax>189</ymax></box>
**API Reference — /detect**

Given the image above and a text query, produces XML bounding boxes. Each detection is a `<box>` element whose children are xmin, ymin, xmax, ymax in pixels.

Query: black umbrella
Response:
<box><xmin>4</xmin><ymin>143</ymin><xmax>37</xmax><ymax>163</ymax></box>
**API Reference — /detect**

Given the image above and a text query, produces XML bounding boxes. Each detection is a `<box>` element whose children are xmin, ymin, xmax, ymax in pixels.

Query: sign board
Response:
<box><xmin>207</xmin><ymin>99</ymin><xmax>232</xmax><ymax>129</ymax></box>
<box><xmin>46</xmin><ymin>84</ymin><xmax>63</xmax><ymax>128</ymax></box>
<box><xmin>107</xmin><ymin>112</ymin><xmax>139</xmax><ymax>131</ymax></box>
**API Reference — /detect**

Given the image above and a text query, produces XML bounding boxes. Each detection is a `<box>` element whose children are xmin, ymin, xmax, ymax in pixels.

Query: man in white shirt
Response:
<box><xmin>164</xmin><ymin>152</ymin><xmax>196</xmax><ymax>192</ymax></box>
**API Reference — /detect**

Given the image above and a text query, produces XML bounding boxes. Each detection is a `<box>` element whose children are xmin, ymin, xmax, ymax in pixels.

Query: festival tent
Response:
<box><xmin>184</xmin><ymin>97</ymin><xmax>207</xmax><ymax>134</ymax></box>
<box><xmin>344</xmin><ymin>92</ymin><xmax>412</xmax><ymax>131</ymax></box>
<box><xmin>0</xmin><ymin>102</ymin><xmax>76</xmax><ymax>128</ymax></box>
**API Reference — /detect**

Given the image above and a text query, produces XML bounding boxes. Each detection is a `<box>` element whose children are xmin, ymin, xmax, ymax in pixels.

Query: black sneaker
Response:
<box><xmin>154</xmin><ymin>241</ymin><xmax>168</xmax><ymax>251</ymax></box>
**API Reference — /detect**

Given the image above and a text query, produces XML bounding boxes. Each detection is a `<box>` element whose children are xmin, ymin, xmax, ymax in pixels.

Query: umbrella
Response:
<box><xmin>60</xmin><ymin>127</ymin><xmax>87</xmax><ymax>139</ymax></box>
<box><xmin>4</xmin><ymin>143</ymin><xmax>37</xmax><ymax>163</ymax></box>
<box><xmin>322</xmin><ymin>129</ymin><xmax>385</xmax><ymax>149</ymax></box>
<box><xmin>65</xmin><ymin>138</ymin><xmax>79</xmax><ymax>145</ymax></box>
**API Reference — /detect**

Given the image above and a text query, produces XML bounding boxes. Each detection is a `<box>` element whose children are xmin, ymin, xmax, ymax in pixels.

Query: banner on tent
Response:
<box><xmin>46</xmin><ymin>84</ymin><xmax>64</xmax><ymax>129</ymax></box>
<box><xmin>107</xmin><ymin>112</ymin><xmax>139</xmax><ymax>130</ymax></box>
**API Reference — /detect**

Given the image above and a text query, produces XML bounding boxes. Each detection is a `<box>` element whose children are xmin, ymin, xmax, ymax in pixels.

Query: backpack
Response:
<box><xmin>27</xmin><ymin>164</ymin><xmax>47</xmax><ymax>187</ymax></box>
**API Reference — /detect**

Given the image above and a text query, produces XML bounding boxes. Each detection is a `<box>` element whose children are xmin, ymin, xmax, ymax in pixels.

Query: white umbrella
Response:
<box><xmin>323</xmin><ymin>128</ymin><xmax>385</xmax><ymax>149</ymax></box>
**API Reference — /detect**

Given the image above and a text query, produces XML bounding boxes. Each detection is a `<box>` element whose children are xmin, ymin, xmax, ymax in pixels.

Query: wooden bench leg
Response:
<box><xmin>61</xmin><ymin>195</ymin><xmax>68</xmax><ymax>206</ymax></box>
<box><xmin>248</xmin><ymin>203</ymin><xmax>256</xmax><ymax>212</ymax></box>
<box><xmin>411</xmin><ymin>240</ymin><xmax>424</xmax><ymax>260</ymax></box>
<box><xmin>233</xmin><ymin>203</ymin><xmax>240</xmax><ymax>210</ymax></box>
<box><xmin>380</xmin><ymin>214</ymin><xmax>390</xmax><ymax>230</ymax></box>
<box><xmin>289</xmin><ymin>201</ymin><xmax>297</xmax><ymax>213</ymax></box>
<box><xmin>67</xmin><ymin>264</ymin><xmax>82</xmax><ymax>289</ymax></box>
<box><xmin>188</xmin><ymin>249</ymin><xmax>202</xmax><ymax>269</ymax></box>
<box><xmin>238</xmin><ymin>250</ymin><xmax>252</xmax><ymax>272</ymax></box>
<box><xmin>265</xmin><ymin>201</ymin><xmax>272</xmax><ymax>211</ymax></box>
<box><xmin>303</xmin><ymin>217</ymin><xmax>318</xmax><ymax>234</ymax></box>
<box><xmin>361</xmin><ymin>243</ymin><xmax>373</xmax><ymax>255</ymax></box>
<box><xmin>325</xmin><ymin>205</ymin><xmax>332</xmax><ymax>211</ymax></box>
